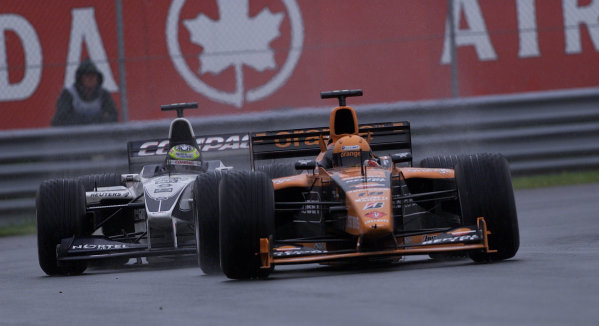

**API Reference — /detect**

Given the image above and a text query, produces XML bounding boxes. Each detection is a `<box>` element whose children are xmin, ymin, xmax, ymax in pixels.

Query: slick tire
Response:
<box><xmin>455</xmin><ymin>153</ymin><xmax>519</xmax><ymax>262</ymax></box>
<box><xmin>256</xmin><ymin>163</ymin><xmax>296</xmax><ymax>179</ymax></box>
<box><xmin>77</xmin><ymin>173</ymin><xmax>121</xmax><ymax>191</ymax></box>
<box><xmin>419</xmin><ymin>155</ymin><xmax>461</xmax><ymax>229</ymax></box>
<box><xmin>36</xmin><ymin>179</ymin><xmax>89</xmax><ymax>276</ymax></box>
<box><xmin>194</xmin><ymin>171</ymin><xmax>223</xmax><ymax>275</ymax></box>
<box><xmin>419</xmin><ymin>155</ymin><xmax>460</xmax><ymax>170</ymax></box>
<box><xmin>78</xmin><ymin>173</ymin><xmax>134</xmax><ymax>238</ymax></box>
<box><xmin>219</xmin><ymin>171</ymin><xmax>275</xmax><ymax>280</ymax></box>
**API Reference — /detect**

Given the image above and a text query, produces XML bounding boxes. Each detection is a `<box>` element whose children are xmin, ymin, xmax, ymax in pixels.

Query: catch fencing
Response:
<box><xmin>1</xmin><ymin>87</ymin><xmax>598</xmax><ymax>223</ymax></box>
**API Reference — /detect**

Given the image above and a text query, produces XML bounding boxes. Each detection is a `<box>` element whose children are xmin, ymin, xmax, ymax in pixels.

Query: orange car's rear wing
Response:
<box><xmin>250</xmin><ymin>121</ymin><xmax>411</xmax><ymax>169</ymax></box>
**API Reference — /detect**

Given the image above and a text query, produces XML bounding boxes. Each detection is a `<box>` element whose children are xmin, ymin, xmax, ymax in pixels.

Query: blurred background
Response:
<box><xmin>1</xmin><ymin>0</ymin><xmax>598</xmax><ymax>222</ymax></box>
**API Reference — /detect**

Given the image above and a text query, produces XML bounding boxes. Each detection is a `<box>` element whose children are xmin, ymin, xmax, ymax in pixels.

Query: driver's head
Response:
<box><xmin>166</xmin><ymin>143</ymin><xmax>203</xmax><ymax>171</ymax></box>
<box><xmin>168</xmin><ymin>144</ymin><xmax>200</xmax><ymax>161</ymax></box>
<box><xmin>332</xmin><ymin>135</ymin><xmax>372</xmax><ymax>168</ymax></box>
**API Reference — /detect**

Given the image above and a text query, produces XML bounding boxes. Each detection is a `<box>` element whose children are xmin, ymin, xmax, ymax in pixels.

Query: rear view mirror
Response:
<box><xmin>391</xmin><ymin>152</ymin><xmax>412</xmax><ymax>164</ymax></box>
<box><xmin>295</xmin><ymin>159</ymin><xmax>316</xmax><ymax>171</ymax></box>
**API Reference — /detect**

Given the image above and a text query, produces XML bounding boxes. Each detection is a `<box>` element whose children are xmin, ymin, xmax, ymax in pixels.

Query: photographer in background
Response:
<box><xmin>51</xmin><ymin>58</ymin><xmax>118</xmax><ymax>126</ymax></box>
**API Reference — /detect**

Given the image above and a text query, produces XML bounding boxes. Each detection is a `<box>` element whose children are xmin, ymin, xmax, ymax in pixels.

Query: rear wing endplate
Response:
<box><xmin>250</xmin><ymin>122</ymin><xmax>411</xmax><ymax>169</ymax></box>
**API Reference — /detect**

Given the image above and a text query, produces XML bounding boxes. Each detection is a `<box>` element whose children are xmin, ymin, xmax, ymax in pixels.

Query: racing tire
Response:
<box><xmin>419</xmin><ymin>155</ymin><xmax>460</xmax><ymax>170</ymax></box>
<box><xmin>256</xmin><ymin>163</ymin><xmax>296</xmax><ymax>179</ymax></box>
<box><xmin>77</xmin><ymin>173</ymin><xmax>122</xmax><ymax>190</ymax></box>
<box><xmin>78</xmin><ymin>173</ymin><xmax>133</xmax><ymax>266</ymax></box>
<box><xmin>219</xmin><ymin>171</ymin><xmax>275</xmax><ymax>280</ymax></box>
<box><xmin>37</xmin><ymin>179</ymin><xmax>90</xmax><ymax>276</ymax></box>
<box><xmin>419</xmin><ymin>155</ymin><xmax>462</xmax><ymax>228</ymax></box>
<box><xmin>420</xmin><ymin>155</ymin><xmax>465</xmax><ymax>260</ymax></box>
<box><xmin>77</xmin><ymin>173</ymin><xmax>134</xmax><ymax>238</ymax></box>
<box><xmin>194</xmin><ymin>171</ymin><xmax>223</xmax><ymax>275</ymax></box>
<box><xmin>455</xmin><ymin>153</ymin><xmax>519</xmax><ymax>262</ymax></box>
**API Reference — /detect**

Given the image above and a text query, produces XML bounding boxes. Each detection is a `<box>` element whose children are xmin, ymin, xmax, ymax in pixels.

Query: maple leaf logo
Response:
<box><xmin>184</xmin><ymin>0</ymin><xmax>284</xmax><ymax>76</ymax></box>
<box><xmin>167</xmin><ymin>0</ymin><xmax>303</xmax><ymax>108</ymax></box>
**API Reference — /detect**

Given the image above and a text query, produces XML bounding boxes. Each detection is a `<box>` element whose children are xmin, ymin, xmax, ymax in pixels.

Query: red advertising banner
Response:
<box><xmin>1</xmin><ymin>0</ymin><xmax>599</xmax><ymax>130</ymax></box>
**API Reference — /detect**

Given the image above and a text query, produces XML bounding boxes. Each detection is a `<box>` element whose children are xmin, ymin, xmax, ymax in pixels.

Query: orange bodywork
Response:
<box><xmin>261</xmin><ymin>217</ymin><xmax>494</xmax><ymax>266</ymax></box>
<box><xmin>398</xmin><ymin>167</ymin><xmax>454</xmax><ymax>179</ymax></box>
<box><xmin>258</xmin><ymin>99</ymin><xmax>483</xmax><ymax>268</ymax></box>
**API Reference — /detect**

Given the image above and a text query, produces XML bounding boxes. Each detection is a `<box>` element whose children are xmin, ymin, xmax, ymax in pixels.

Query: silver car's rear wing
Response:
<box><xmin>127</xmin><ymin>131</ymin><xmax>250</xmax><ymax>173</ymax></box>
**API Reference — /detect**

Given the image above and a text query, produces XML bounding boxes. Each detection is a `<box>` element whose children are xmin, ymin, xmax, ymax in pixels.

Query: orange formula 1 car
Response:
<box><xmin>214</xmin><ymin>90</ymin><xmax>519</xmax><ymax>280</ymax></box>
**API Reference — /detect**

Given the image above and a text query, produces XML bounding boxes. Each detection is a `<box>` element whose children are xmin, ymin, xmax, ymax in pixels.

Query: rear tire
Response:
<box><xmin>194</xmin><ymin>171</ymin><xmax>223</xmax><ymax>275</ymax></box>
<box><xmin>455</xmin><ymin>153</ymin><xmax>519</xmax><ymax>262</ymax></box>
<box><xmin>37</xmin><ymin>179</ymin><xmax>89</xmax><ymax>276</ymax></box>
<box><xmin>256</xmin><ymin>163</ymin><xmax>296</xmax><ymax>179</ymax></box>
<box><xmin>219</xmin><ymin>171</ymin><xmax>275</xmax><ymax>280</ymax></box>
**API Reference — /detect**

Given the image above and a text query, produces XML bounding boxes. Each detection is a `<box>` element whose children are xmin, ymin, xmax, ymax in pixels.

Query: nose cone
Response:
<box><xmin>342</xmin><ymin>172</ymin><xmax>393</xmax><ymax>238</ymax></box>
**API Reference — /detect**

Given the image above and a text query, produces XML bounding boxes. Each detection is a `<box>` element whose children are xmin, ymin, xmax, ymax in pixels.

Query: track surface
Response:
<box><xmin>1</xmin><ymin>184</ymin><xmax>598</xmax><ymax>326</ymax></box>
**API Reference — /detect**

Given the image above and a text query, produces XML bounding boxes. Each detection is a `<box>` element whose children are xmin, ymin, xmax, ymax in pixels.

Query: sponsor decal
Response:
<box><xmin>89</xmin><ymin>192</ymin><xmax>128</xmax><ymax>198</ymax></box>
<box><xmin>252</xmin><ymin>123</ymin><xmax>407</xmax><ymax>150</ymax></box>
<box><xmin>365</xmin><ymin>211</ymin><xmax>386</xmax><ymax>219</ymax></box>
<box><xmin>343</xmin><ymin>176</ymin><xmax>386</xmax><ymax>184</ymax></box>
<box><xmin>135</xmin><ymin>134</ymin><xmax>250</xmax><ymax>156</ymax></box>
<box><xmin>423</xmin><ymin>234</ymin><xmax>437</xmax><ymax>242</ymax></box>
<box><xmin>406</xmin><ymin>168</ymin><xmax>452</xmax><ymax>175</ymax></box>
<box><xmin>358</xmin><ymin>191</ymin><xmax>384</xmax><ymax>197</ymax></box>
<box><xmin>273</xmin><ymin>177</ymin><xmax>295</xmax><ymax>185</ymax></box>
<box><xmin>167</xmin><ymin>159</ymin><xmax>202</xmax><ymax>166</ymax></box>
<box><xmin>450</xmin><ymin>228</ymin><xmax>476</xmax><ymax>236</ymax></box>
<box><xmin>363</xmin><ymin>202</ymin><xmax>384</xmax><ymax>210</ymax></box>
<box><xmin>422</xmin><ymin>234</ymin><xmax>480</xmax><ymax>245</ymax></box>
<box><xmin>341</xmin><ymin>145</ymin><xmax>360</xmax><ymax>151</ymax></box>
<box><xmin>355</xmin><ymin>196</ymin><xmax>388</xmax><ymax>203</ymax></box>
<box><xmin>351</xmin><ymin>184</ymin><xmax>385</xmax><ymax>190</ymax></box>
<box><xmin>71</xmin><ymin>244</ymin><xmax>129</xmax><ymax>250</ymax></box>
<box><xmin>365</xmin><ymin>219</ymin><xmax>388</xmax><ymax>224</ymax></box>
<box><xmin>273</xmin><ymin>249</ymin><xmax>326</xmax><ymax>257</ymax></box>
<box><xmin>396</xmin><ymin>152</ymin><xmax>410</xmax><ymax>158</ymax></box>
<box><xmin>301</xmin><ymin>192</ymin><xmax>320</xmax><ymax>215</ymax></box>
<box><xmin>347</xmin><ymin>215</ymin><xmax>359</xmax><ymax>231</ymax></box>
<box><xmin>340</xmin><ymin>151</ymin><xmax>360</xmax><ymax>158</ymax></box>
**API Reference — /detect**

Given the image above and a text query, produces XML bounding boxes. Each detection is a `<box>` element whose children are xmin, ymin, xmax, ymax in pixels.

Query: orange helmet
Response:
<box><xmin>332</xmin><ymin>135</ymin><xmax>372</xmax><ymax>167</ymax></box>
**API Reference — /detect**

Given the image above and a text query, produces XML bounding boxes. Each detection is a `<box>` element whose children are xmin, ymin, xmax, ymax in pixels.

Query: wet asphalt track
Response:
<box><xmin>1</xmin><ymin>183</ymin><xmax>598</xmax><ymax>326</ymax></box>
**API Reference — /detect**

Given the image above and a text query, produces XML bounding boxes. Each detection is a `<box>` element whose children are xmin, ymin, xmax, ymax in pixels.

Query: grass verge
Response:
<box><xmin>0</xmin><ymin>220</ymin><xmax>36</xmax><ymax>238</ymax></box>
<box><xmin>512</xmin><ymin>170</ymin><xmax>599</xmax><ymax>189</ymax></box>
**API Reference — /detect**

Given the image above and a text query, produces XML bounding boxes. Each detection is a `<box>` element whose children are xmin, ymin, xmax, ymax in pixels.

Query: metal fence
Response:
<box><xmin>1</xmin><ymin>87</ymin><xmax>598</xmax><ymax>223</ymax></box>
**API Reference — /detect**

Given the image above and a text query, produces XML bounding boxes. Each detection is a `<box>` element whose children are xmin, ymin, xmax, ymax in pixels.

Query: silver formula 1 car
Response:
<box><xmin>36</xmin><ymin>103</ymin><xmax>246</xmax><ymax>276</ymax></box>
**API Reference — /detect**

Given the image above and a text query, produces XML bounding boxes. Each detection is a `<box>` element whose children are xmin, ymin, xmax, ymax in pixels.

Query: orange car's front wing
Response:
<box><xmin>260</xmin><ymin>217</ymin><xmax>495</xmax><ymax>268</ymax></box>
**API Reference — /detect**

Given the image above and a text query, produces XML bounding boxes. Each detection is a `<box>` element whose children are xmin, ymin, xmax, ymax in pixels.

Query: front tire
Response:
<box><xmin>219</xmin><ymin>171</ymin><xmax>275</xmax><ymax>280</ymax></box>
<box><xmin>37</xmin><ymin>179</ymin><xmax>89</xmax><ymax>276</ymax></box>
<box><xmin>455</xmin><ymin>153</ymin><xmax>519</xmax><ymax>262</ymax></box>
<box><xmin>77</xmin><ymin>173</ymin><xmax>133</xmax><ymax>237</ymax></box>
<box><xmin>194</xmin><ymin>171</ymin><xmax>223</xmax><ymax>275</ymax></box>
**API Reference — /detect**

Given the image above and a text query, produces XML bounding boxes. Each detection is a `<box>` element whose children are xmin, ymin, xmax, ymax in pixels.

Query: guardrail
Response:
<box><xmin>1</xmin><ymin>87</ymin><xmax>598</xmax><ymax>223</ymax></box>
